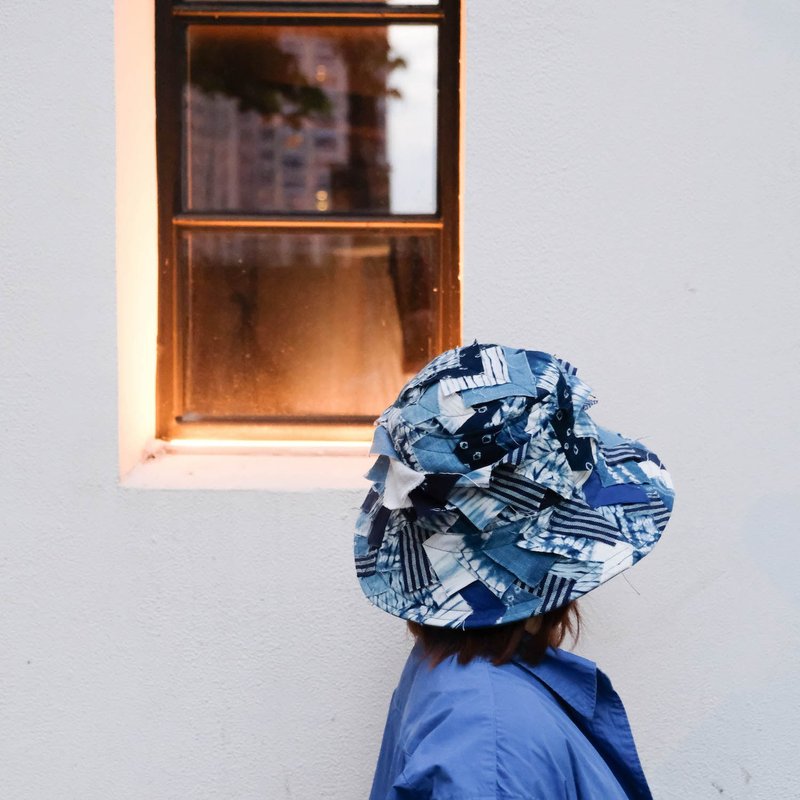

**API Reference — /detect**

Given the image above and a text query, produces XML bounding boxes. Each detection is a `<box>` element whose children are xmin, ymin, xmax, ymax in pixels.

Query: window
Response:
<box><xmin>155</xmin><ymin>1</ymin><xmax>461</xmax><ymax>441</ymax></box>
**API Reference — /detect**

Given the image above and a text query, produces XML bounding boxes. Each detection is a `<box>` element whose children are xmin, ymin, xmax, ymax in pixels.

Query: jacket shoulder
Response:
<box><xmin>387</xmin><ymin>655</ymin><xmax>576</xmax><ymax>799</ymax></box>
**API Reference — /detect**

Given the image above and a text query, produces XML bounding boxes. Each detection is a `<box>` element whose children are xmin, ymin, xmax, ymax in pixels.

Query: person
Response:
<box><xmin>354</xmin><ymin>343</ymin><xmax>675</xmax><ymax>799</ymax></box>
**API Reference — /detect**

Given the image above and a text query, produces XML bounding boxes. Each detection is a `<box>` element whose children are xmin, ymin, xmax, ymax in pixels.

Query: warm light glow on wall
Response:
<box><xmin>166</xmin><ymin>439</ymin><xmax>365</xmax><ymax>450</ymax></box>
<box><xmin>167</xmin><ymin>438</ymin><xmax>369</xmax><ymax>452</ymax></box>
<box><xmin>115</xmin><ymin>0</ymin><xmax>158</xmax><ymax>478</ymax></box>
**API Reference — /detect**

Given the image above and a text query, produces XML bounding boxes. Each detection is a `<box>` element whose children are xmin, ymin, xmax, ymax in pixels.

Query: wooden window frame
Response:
<box><xmin>155</xmin><ymin>0</ymin><xmax>461</xmax><ymax>442</ymax></box>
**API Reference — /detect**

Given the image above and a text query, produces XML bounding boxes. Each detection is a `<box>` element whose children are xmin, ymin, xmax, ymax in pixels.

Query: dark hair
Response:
<box><xmin>407</xmin><ymin>601</ymin><xmax>581</xmax><ymax>668</ymax></box>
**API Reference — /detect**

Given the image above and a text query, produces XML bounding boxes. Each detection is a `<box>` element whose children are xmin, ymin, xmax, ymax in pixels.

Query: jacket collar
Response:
<box><xmin>512</xmin><ymin>646</ymin><xmax>598</xmax><ymax>719</ymax></box>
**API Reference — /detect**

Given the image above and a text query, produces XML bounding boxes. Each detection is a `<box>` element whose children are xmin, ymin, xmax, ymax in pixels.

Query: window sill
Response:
<box><xmin>121</xmin><ymin>439</ymin><xmax>373</xmax><ymax>491</ymax></box>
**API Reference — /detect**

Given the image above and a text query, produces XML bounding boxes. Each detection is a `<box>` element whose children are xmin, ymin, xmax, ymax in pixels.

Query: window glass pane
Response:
<box><xmin>180</xmin><ymin>230</ymin><xmax>440</xmax><ymax>419</ymax></box>
<box><xmin>185</xmin><ymin>24</ymin><xmax>438</xmax><ymax>214</ymax></box>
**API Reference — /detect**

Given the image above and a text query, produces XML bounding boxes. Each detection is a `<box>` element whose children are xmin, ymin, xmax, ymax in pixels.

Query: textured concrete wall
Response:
<box><xmin>1</xmin><ymin>1</ymin><xmax>798</xmax><ymax>798</ymax></box>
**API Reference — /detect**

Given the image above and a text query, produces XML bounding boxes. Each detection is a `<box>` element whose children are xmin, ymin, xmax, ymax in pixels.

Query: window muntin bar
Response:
<box><xmin>173</xmin><ymin>214</ymin><xmax>443</xmax><ymax>228</ymax></box>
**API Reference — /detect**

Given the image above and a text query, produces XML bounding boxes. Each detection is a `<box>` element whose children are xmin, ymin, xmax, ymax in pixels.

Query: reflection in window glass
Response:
<box><xmin>185</xmin><ymin>25</ymin><xmax>438</xmax><ymax>214</ymax></box>
<box><xmin>388</xmin><ymin>25</ymin><xmax>437</xmax><ymax>214</ymax></box>
<box><xmin>181</xmin><ymin>231</ymin><xmax>439</xmax><ymax>419</ymax></box>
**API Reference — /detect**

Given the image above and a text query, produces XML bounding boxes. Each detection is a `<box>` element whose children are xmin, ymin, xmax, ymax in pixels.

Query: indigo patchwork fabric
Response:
<box><xmin>354</xmin><ymin>343</ymin><xmax>675</xmax><ymax>628</ymax></box>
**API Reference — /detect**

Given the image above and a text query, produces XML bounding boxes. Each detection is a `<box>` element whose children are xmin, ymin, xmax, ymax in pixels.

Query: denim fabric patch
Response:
<box><xmin>582</xmin><ymin>469</ymin><xmax>649</xmax><ymax>508</ymax></box>
<box><xmin>460</xmin><ymin>581</ymin><xmax>507</xmax><ymax>626</ymax></box>
<box><xmin>483</xmin><ymin>542</ymin><xmax>558</xmax><ymax>591</ymax></box>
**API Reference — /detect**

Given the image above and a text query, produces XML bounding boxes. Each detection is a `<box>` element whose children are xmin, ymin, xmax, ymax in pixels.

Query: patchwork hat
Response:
<box><xmin>354</xmin><ymin>342</ymin><xmax>675</xmax><ymax>628</ymax></box>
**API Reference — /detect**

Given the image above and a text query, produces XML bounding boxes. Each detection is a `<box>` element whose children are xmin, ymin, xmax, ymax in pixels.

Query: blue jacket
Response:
<box><xmin>369</xmin><ymin>644</ymin><xmax>653</xmax><ymax>800</ymax></box>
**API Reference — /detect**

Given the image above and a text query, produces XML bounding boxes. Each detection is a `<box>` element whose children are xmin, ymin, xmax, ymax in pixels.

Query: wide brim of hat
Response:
<box><xmin>355</xmin><ymin>429</ymin><xmax>674</xmax><ymax>628</ymax></box>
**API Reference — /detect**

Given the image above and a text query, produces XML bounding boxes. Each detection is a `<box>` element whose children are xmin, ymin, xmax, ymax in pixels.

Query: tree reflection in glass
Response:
<box><xmin>185</xmin><ymin>25</ymin><xmax>437</xmax><ymax>215</ymax></box>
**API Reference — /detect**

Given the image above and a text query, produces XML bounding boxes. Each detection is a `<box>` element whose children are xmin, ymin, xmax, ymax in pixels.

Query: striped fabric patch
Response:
<box><xmin>651</xmin><ymin>497</ymin><xmax>671</xmax><ymax>530</ymax></box>
<box><xmin>625</xmin><ymin>494</ymin><xmax>671</xmax><ymax>531</ymax></box>
<box><xmin>368</xmin><ymin>504</ymin><xmax>391</xmax><ymax>548</ymax></box>
<box><xmin>432</xmin><ymin>348</ymin><xmax>463</xmax><ymax>372</ymax></box>
<box><xmin>480</xmin><ymin>346</ymin><xmax>511</xmax><ymax>384</ymax></box>
<box><xmin>355</xmin><ymin>550</ymin><xmax>378</xmax><ymax>577</ymax></box>
<box><xmin>556</xmin><ymin>358</ymin><xmax>577</xmax><ymax>376</ymax></box>
<box><xmin>537</xmin><ymin>573</ymin><xmax>576</xmax><ymax>612</ymax></box>
<box><xmin>603</xmin><ymin>443</ymin><xmax>665</xmax><ymax>469</ymax></box>
<box><xmin>439</xmin><ymin>346</ymin><xmax>510</xmax><ymax>396</ymax></box>
<box><xmin>550</xmin><ymin>499</ymin><xmax>621</xmax><ymax>544</ymax></box>
<box><xmin>400</xmin><ymin>524</ymin><xmax>437</xmax><ymax>592</ymax></box>
<box><xmin>360</xmin><ymin>488</ymin><xmax>380</xmax><ymax>514</ymax></box>
<box><xmin>500</xmin><ymin>443</ymin><xmax>528</xmax><ymax>466</ymax></box>
<box><xmin>488</xmin><ymin>466</ymin><xmax>546</xmax><ymax>513</ymax></box>
<box><xmin>601</xmin><ymin>443</ymin><xmax>641</xmax><ymax>465</ymax></box>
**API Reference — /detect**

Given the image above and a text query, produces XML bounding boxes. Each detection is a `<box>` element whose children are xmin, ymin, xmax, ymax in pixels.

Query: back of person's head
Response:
<box><xmin>408</xmin><ymin>601</ymin><xmax>580</xmax><ymax>667</ymax></box>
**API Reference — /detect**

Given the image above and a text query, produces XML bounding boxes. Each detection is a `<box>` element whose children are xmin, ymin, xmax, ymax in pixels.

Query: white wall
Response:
<box><xmin>1</xmin><ymin>1</ymin><xmax>798</xmax><ymax>798</ymax></box>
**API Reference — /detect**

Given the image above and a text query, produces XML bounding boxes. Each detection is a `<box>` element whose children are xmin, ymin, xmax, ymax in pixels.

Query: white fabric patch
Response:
<box><xmin>423</xmin><ymin>537</ymin><xmax>478</xmax><ymax>598</ymax></box>
<box><xmin>596</xmin><ymin>540</ymin><xmax>635</xmax><ymax>581</ymax></box>
<box><xmin>383</xmin><ymin>459</ymin><xmax>426</xmax><ymax>509</ymax></box>
<box><xmin>436</xmin><ymin>383</ymin><xmax>474</xmax><ymax>432</ymax></box>
<box><xmin>438</xmin><ymin>346</ymin><xmax>511</xmax><ymax>396</ymax></box>
<box><xmin>480</xmin><ymin>346</ymin><xmax>511</xmax><ymax>385</ymax></box>
<box><xmin>429</xmin><ymin>592</ymin><xmax>475</xmax><ymax>626</ymax></box>
<box><xmin>455</xmin><ymin>465</ymin><xmax>494</xmax><ymax>489</ymax></box>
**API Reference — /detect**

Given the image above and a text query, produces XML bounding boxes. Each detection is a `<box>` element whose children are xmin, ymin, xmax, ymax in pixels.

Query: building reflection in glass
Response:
<box><xmin>185</xmin><ymin>25</ymin><xmax>437</xmax><ymax>215</ymax></box>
